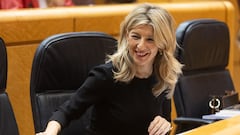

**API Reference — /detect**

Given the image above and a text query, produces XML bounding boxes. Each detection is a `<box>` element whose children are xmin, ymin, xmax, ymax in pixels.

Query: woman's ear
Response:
<box><xmin>159</xmin><ymin>50</ymin><xmax>163</xmax><ymax>56</ymax></box>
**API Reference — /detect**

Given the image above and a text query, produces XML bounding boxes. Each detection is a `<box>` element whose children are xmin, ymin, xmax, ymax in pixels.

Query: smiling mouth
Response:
<box><xmin>135</xmin><ymin>51</ymin><xmax>149</xmax><ymax>57</ymax></box>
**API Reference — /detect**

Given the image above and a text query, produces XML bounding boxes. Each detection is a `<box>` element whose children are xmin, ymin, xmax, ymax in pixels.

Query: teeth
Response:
<box><xmin>136</xmin><ymin>51</ymin><xmax>147</xmax><ymax>56</ymax></box>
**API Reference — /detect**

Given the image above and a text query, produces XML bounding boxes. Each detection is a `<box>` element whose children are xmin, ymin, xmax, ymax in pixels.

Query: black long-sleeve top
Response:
<box><xmin>50</xmin><ymin>62</ymin><xmax>171</xmax><ymax>135</ymax></box>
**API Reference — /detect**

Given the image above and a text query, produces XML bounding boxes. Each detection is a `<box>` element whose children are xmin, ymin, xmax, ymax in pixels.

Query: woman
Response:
<box><xmin>36</xmin><ymin>3</ymin><xmax>182</xmax><ymax>135</ymax></box>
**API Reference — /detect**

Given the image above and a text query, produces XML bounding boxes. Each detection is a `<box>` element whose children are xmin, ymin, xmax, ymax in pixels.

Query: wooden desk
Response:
<box><xmin>180</xmin><ymin>115</ymin><xmax>240</xmax><ymax>135</ymax></box>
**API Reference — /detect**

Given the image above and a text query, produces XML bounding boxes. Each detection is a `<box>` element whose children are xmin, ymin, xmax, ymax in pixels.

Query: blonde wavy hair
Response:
<box><xmin>108</xmin><ymin>3</ymin><xmax>182</xmax><ymax>98</ymax></box>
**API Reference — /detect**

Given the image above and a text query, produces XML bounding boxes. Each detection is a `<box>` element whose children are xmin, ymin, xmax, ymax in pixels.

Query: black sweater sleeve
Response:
<box><xmin>49</xmin><ymin>63</ymin><xmax>113</xmax><ymax>128</ymax></box>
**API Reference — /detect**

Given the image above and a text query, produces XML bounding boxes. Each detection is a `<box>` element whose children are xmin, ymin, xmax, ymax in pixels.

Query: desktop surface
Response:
<box><xmin>178</xmin><ymin>115</ymin><xmax>240</xmax><ymax>135</ymax></box>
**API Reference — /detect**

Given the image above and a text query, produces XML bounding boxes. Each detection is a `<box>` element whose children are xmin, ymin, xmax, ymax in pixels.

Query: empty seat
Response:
<box><xmin>173</xmin><ymin>19</ymin><xmax>236</xmax><ymax>134</ymax></box>
<box><xmin>0</xmin><ymin>37</ymin><xmax>19</xmax><ymax>135</ymax></box>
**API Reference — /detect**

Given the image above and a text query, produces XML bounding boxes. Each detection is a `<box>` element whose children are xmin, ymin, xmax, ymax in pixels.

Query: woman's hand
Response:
<box><xmin>148</xmin><ymin>116</ymin><xmax>172</xmax><ymax>135</ymax></box>
<box><xmin>35</xmin><ymin>121</ymin><xmax>61</xmax><ymax>135</ymax></box>
<box><xmin>36</xmin><ymin>132</ymin><xmax>47</xmax><ymax>135</ymax></box>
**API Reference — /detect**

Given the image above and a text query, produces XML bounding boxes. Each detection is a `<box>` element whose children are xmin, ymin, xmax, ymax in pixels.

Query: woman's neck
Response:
<box><xmin>135</xmin><ymin>66</ymin><xmax>153</xmax><ymax>79</ymax></box>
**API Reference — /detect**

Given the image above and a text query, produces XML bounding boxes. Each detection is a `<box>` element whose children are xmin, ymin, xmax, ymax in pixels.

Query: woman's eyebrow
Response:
<box><xmin>130</xmin><ymin>31</ymin><xmax>139</xmax><ymax>35</ymax></box>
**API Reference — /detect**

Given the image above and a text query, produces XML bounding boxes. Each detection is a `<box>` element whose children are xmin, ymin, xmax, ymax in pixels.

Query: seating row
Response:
<box><xmin>1</xmin><ymin>18</ymin><xmax>236</xmax><ymax>135</ymax></box>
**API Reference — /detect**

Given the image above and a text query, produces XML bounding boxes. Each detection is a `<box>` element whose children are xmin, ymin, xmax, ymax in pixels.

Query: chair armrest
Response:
<box><xmin>174</xmin><ymin>117</ymin><xmax>213</xmax><ymax>126</ymax></box>
<box><xmin>173</xmin><ymin>117</ymin><xmax>214</xmax><ymax>134</ymax></box>
<box><xmin>173</xmin><ymin>117</ymin><xmax>216</xmax><ymax>134</ymax></box>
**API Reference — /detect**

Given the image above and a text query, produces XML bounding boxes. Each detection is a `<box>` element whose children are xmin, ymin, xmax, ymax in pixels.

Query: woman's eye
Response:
<box><xmin>147</xmin><ymin>38</ymin><xmax>154</xmax><ymax>42</ymax></box>
<box><xmin>131</xmin><ymin>35</ymin><xmax>139</xmax><ymax>39</ymax></box>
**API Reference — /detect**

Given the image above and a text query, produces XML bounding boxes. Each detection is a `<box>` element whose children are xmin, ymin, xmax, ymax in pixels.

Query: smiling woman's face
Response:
<box><xmin>127</xmin><ymin>24</ymin><xmax>159</xmax><ymax>68</ymax></box>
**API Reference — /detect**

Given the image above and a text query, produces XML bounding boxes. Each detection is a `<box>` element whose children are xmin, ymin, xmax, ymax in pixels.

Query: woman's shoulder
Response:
<box><xmin>89</xmin><ymin>61</ymin><xmax>114</xmax><ymax>78</ymax></box>
<box><xmin>95</xmin><ymin>61</ymin><xmax>113</xmax><ymax>71</ymax></box>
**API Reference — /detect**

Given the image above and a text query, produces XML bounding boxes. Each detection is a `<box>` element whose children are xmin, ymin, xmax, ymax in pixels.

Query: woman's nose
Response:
<box><xmin>137</xmin><ymin>39</ymin><xmax>146</xmax><ymax>49</ymax></box>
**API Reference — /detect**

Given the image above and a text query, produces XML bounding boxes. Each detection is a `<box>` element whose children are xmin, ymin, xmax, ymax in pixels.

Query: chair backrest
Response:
<box><xmin>0</xmin><ymin>37</ymin><xmax>19</xmax><ymax>135</ymax></box>
<box><xmin>174</xmin><ymin>19</ymin><xmax>235</xmax><ymax>118</ymax></box>
<box><xmin>30</xmin><ymin>32</ymin><xmax>117</xmax><ymax>134</ymax></box>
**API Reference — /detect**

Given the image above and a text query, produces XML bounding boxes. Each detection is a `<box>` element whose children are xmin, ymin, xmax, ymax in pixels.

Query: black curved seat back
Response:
<box><xmin>30</xmin><ymin>32</ymin><xmax>117</xmax><ymax>134</ymax></box>
<box><xmin>0</xmin><ymin>37</ymin><xmax>19</xmax><ymax>135</ymax></box>
<box><xmin>174</xmin><ymin>19</ymin><xmax>235</xmax><ymax>133</ymax></box>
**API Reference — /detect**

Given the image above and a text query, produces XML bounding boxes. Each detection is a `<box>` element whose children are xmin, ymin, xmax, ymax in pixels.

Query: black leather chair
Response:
<box><xmin>0</xmin><ymin>38</ymin><xmax>19</xmax><ymax>135</ymax></box>
<box><xmin>30</xmin><ymin>32</ymin><xmax>117</xmax><ymax>134</ymax></box>
<box><xmin>173</xmin><ymin>19</ymin><xmax>236</xmax><ymax>134</ymax></box>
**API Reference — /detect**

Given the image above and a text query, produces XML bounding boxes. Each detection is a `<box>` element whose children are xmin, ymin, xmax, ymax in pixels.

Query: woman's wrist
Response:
<box><xmin>45</xmin><ymin>120</ymin><xmax>61</xmax><ymax>134</ymax></box>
